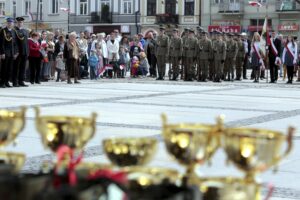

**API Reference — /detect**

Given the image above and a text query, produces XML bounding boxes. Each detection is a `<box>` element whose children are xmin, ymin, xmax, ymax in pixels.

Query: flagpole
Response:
<box><xmin>266</xmin><ymin>2</ymin><xmax>269</xmax><ymax>83</ymax></box>
<box><xmin>256</xmin><ymin>6</ymin><xmax>259</xmax><ymax>32</ymax></box>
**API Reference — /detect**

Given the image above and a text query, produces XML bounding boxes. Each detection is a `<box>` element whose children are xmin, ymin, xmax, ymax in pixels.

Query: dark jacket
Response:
<box><xmin>14</xmin><ymin>27</ymin><xmax>29</xmax><ymax>56</ymax></box>
<box><xmin>0</xmin><ymin>27</ymin><xmax>18</xmax><ymax>57</ymax></box>
<box><xmin>268</xmin><ymin>37</ymin><xmax>281</xmax><ymax>58</ymax></box>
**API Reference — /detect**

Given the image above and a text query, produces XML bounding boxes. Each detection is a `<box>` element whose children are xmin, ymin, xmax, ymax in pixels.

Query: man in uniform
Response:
<box><xmin>169</xmin><ymin>28</ymin><xmax>183</xmax><ymax>81</ymax></box>
<box><xmin>235</xmin><ymin>33</ymin><xmax>246</xmax><ymax>81</ymax></box>
<box><xmin>183</xmin><ymin>29</ymin><xmax>198</xmax><ymax>81</ymax></box>
<box><xmin>181</xmin><ymin>28</ymin><xmax>189</xmax><ymax>80</ymax></box>
<box><xmin>224</xmin><ymin>33</ymin><xmax>238</xmax><ymax>81</ymax></box>
<box><xmin>155</xmin><ymin>26</ymin><xmax>169</xmax><ymax>80</ymax></box>
<box><xmin>0</xmin><ymin>18</ymin><xmax>18</xmax><ymax>88</ymax></box>
<box><xmin>13</xmin><ymin>17</ymin><xmax>29</xmax><ymax>87</ymax></box>
<box><xmin>209</xmin><ymin>30</ymin><xmax>217</xmax><ymax>81</ymax></box>
<box><xmin>213</xmin><ymin>31</ymin><xmax>226</xmax><ymax>82</ymax></box>
<box><xmin>197</xmin><ymin>31</ymin><xmax>212</xmax><ymax>82</ymax></box>
<box><xmin>196</xmin><ymin>26</ymin><xmax>204</xmax><ymax>40</ymax></box>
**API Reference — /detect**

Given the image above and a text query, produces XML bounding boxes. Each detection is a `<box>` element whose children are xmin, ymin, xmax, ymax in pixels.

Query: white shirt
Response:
<box><xmin>282</xmin><ymin>42</ymin><xmax>298</xmax><ymax>64</ymax></box>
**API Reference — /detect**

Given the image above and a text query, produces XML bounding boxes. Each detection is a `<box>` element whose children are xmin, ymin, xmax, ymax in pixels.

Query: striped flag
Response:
<box><xmin>248</xmin><ymin>1</ymin><xmax>262</xmax><ymax>7</ymax></box>
<box><xmin>60</xmin><ymin>7</ymin><xmax>70</xmax><ymax>12</ymax></box>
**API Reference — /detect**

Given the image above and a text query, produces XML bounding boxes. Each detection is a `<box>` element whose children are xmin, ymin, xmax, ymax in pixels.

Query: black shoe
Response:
<box><xmin>19</xmin><ymin>82</ymin><xmax>28</xmax><ymax>87</ymax></box>
<box><xmin>0</xmin><ymin>84</ymin><xmax>5</xmax><ymax>88</ymax></box>
<box><xmin>67</xmin><ymin>80</ymin><xmax>73</xmax><ymax>84</ymax></box>
<box><xmin>35</xmin><ymin>81</ymin><xmax>41</xmax><ymax>84</ymax></box>
<box><xmin>74</xmin><ymin>81</ymin><xmax>81</xmax><ymax>84</ymax></box>
<box><xmin>13</xmin><ymin>83</ymin><xmax>19</xmax><ymax>87</ymax></box>
<box><xmin>5</xmin><ymin>82</ymin><xmax>12</xmax><ymax>87</ymax></box>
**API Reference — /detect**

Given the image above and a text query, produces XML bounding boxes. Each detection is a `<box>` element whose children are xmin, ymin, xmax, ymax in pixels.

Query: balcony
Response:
<box><xmin>155</xmin><ymin>14</ymin><xmax>179</xmax><ymax>24</ymax></box>
<box><xmin>219</xmin><ymin>2</ymin><xmax>244</xmax><ymax>14</ymax></box>
<box><xmin>69</xmin><ymin>12</ymin><xmax>112</xmax><ymax>24</ymax></box>
<box><xmin>276</xmin><ymin>0</ymin><xmax>300</xmax><ymax>12</ymax></box>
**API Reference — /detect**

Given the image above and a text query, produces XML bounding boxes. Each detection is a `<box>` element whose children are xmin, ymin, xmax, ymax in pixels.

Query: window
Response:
<box><xmin>250</xmin><ymin>19</ymin><xmax>272</xmax><ymax>26</ymax></box>
<box><xmin>79</xmin><ymin>0</ymin><xmax>88</xmax><ymax>15</ymax></box>
<box><xmin>147</xmin><ymin>0</ymin><xmax>156</xmax><ymax>16</ymax></box>
<box><xmin>24</xmin><ymin>0</ymin><xmax>31</xmax><ymax>15</ymax></box>
<box><xmin>185</xmin><ymin>0</ymin><xmax>194</xmax><ymax>16</ymax></box>
<box><xmin>38</xmin><ymin>0</ymin><xmax>43</xmax><ymax>20</ymax></box>
<box><xmin>51</xmin><ymin>0</ymin><xmax>59</xmax><ymax>14</ymax></box>
<box><xmin>122</xmin><ymin>0</ymin><xmax>132</xmax><ymax>14</ymax></box>
<box><xmin>100</xmin><ymin>0</ymin><xmax>110</xmax><ymax>10</ymax></box>
<box><xmin>0</xmin><ymin>2</ymin><xmax>5</xmax><ymax>16</ymax></box>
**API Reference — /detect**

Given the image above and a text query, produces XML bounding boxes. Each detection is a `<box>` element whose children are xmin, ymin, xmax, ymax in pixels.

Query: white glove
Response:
<box><xmin>293</xmin><ymin>59</ymin><xmax>297</xmax><ymax>65</ymax></box>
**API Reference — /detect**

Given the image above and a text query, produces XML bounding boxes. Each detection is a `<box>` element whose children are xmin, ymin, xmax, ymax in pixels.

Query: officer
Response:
<box><xmin>0</xmin><ymin>18</ymin><xmax>18</xmax><ymax>88</ymax></box>
<box><xmin>13</xmin><ymin>17</ymin><xmax>29</xmax><ymax>87</ymax></box>
<box><xmin>209</xmin><ymin>30</ymin><xmax>217</xmax><ymax>81</ymax></box>
<box><xmin>197</xmin><ymin>31</ymin><xmax>212</xmax><ymax>82</ymax></box>
<box><xmin>181</xmin><ymin>28</ymin><xmax>189</xmax><ymax>80</ymax></box>
<box><xmin>196</xmin><ymin>26</ymin><xmax>204</xmax><ymax>40</ymax></box>
<box><xmin>224</xmin><ymin>33</ymin><xmax>238</xmax><ymax>81</ymax></box>
<box><xmin>213</xmin><ymin>31</ymin><xmax>226</xmax><ymax>82</ymax></box>
<box><xmin>183</xmin><ymin>28</ymin><xmax>198</xmax><ymax>81</ymax></box>
<box><xmin>155</xmin><ymin>26</ymin><xmax>169</xmax><ymax>80</ymax></box>
<box><xmin>235</xmin><ymin>33</ymin><xmax>246</xmax><ymax>80</ymax></box>
<box><xmin>169</xmin><ymin>28</ymin><xmax>183</xmax><ymax>81</ymax></box>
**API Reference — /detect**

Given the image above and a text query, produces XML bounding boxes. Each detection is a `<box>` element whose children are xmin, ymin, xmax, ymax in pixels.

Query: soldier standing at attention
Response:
<box><xmin>224</xmin><ymin>33</ymin><xmax>238</xmax><ymax>81</ymax></box>
<box><xmin>235</xmin><ymin>33</ymin><xmax>246</xmax><ymax>81</ymax></box>
<box><xmin>155</xmin><ymin>26</ymin><xmax>169</xmax><ymax>80</ymax></box>
<box><xmin>197</xmin><ymin>31</ymin><xmax>212</xmax><ymax>82</ymax></box>
<box><xmin>0</xmin><ymin>18</ymin><xmax>18</xmax><ymax>88</ymax></box>
<box><xmin>181</xmin><ymin>28</ymin><xmax>189</xmax><ymax>80</ymax></box>
<box><xmin>209</xmin><ymin>31</ymin><xmax>217</xmax><ymax>81</ymax></box>
<box><xmin>13</xmin><ymin>17</ymin><xmax>29</xmax><ymax>87</ymax></box>
<box><xmin>183</xmin><ymin>29</ymin><xmax>198</xmax><ymax>81</ymax></box>
<box><xmin>169</xmin><ymin>28</ymin><xmax>183</xmax><ymax>81</ymax></box>
<box><xmin>213</xmin><ymin>31</ymin><xmax>226</xmax><ymax>82</ymax></box>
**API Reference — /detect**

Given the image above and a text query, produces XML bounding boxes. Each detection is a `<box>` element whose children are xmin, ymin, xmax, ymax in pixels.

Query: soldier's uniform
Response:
<box><xmin>155</xmin><ymin>27</ymin><xmax>169</xmax><ymax>80</ymax></box>
<box><xmin>0</xmin><ymin>18</ymin><xmax>18</xmax><ymax>88</ymax></box>
<box><xmin>224</xmin><ymin>33</ymin><xmax>238</xmax><ymax>81</ymax></box>
<box><xmin>13</xmin><ymin>17</ymin><xmax>29</xmax><ymax>87</ymax></box>
<box><xmin>183</xmin><ymin>29</ymin><xmax>198</xmax><ymax>81</ymax></box>
<box><xmin>209</xmin><ymin>31</ymin><xmax>217</xmax><ymax>80</ymax></box>
<box><xmin>197</xmin><ymin>32</ymin><xmax>212</xmax><ymax>81</ymax></box>
<box><xmin>181</xmin><ymin>28</ymin><xmax>189</xmax><ymax>80</ymax></box>
<box><xmin>235</xmin><ymin>34</ymin><xmax>246</xmax><ymax>80</ymax></box>
<box><xmin>213</xmin><ymin>32</ymin><xmax>226</xmax><ymax>82</ymax></box>
<box><xmin>169</xmin><ymin>29</ymin><xmax>183</xmax><ymax>80</ymax></box>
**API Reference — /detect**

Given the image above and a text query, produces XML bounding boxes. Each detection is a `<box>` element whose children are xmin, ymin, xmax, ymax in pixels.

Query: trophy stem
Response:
<box><xmin>245</xmin><ymin>171</ymin><xmax>256</xmax><ymax>183</ymax></box>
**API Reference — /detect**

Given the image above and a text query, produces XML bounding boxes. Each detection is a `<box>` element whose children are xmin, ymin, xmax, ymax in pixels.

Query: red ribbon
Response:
<box><xmin>54</xmin><ymin>145</ymin><xmax>83</xmax><ymax>187</ymax></box>
<box><xmin>87</xmin><ymin>169</ymin><xmax>128</xmax><ymax>185</ymax></box>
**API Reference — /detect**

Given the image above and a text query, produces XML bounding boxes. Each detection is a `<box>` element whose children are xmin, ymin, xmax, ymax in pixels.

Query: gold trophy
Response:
<box><xmin>0</xmin><ymin>107</ymin><xmax>26</xmax><ymax>173</ymax></box>
<box><xmin>224</xmin><ymin>127</ymin><xmax>294</xmax><ymax>181</ymax></box>
<box><xmin>161</xmin><ymin>113</ymin><xmax>224</xmax><ymax>177</ymax></box>
<box><xmin>34</xmin><ymin>107</ymin><xmax>97</xmax><ymax>152</ymax></box>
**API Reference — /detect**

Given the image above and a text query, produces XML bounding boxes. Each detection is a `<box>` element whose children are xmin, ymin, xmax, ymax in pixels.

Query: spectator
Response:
<box><xmin>139</xmin><ymin>52</ymin><xmax>149</xmax><ymax>77</ymax></box>
<box><xmin>130</xmin><ymin>40</ymin><xmax>142</xmax><ymax>59</ymax></box>
<box><xmin>88</xmin><ymin>50</ymin><xmax>99</xmax><ymax>80</ymax></box>
<box><xmin>46</xmin><ymin>32</ymin><xmax>56</xmax><ymax>80</ymax></box>
<box><xmin>282</xmin><ymin>35</ymin><xmax>298</xmax><ymax>84</ymax></box>
<box><xmin>114</xmin><ymin>29</ymin><xmax>122</xmax><ymax>43</ymax></box>
<box><xmin>28</xmin><ymin>32</ymin><xmax>42</xmax><ymax>84</ymax></box>
<box><xmin>118</xmin><ymin>46</ymin><xmax>127</xmax><ymax>78</ymax></box>
<box><xmin>138</xmin><ymin>33</ymin><xmax>146</xmax><ymax>49</ymax></box>
<box><xmin>55</xmin><ymin>52</ymin><xmax>66</xmax><ymax>82</ymax></box>
<box><xmin>120</xmin><ymin>36</ymin><xmax>130</xmax><ymax>72</ymax></box>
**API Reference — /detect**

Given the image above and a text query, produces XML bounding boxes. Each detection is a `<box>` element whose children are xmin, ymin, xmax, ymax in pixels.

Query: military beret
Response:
<box><xmin>189</xmin><ymin>28</ymin><xmax>195</xmax><ymax>33</ymax></box>
<box><xmin>173</xmin><ymin>28</ymin><xmax>179</xmax><ymax>32</ymax></box>
<box><xmin>159</xmin><ymin>26</ymin><xmax>166</xmax><ymax>30</ymax></box>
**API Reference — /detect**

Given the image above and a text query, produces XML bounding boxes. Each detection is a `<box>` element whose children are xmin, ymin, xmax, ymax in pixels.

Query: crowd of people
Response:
<box><xmin>0</xmin><ymin>17</ymin><xmax>299</xmax><ymax>88</ymax></box>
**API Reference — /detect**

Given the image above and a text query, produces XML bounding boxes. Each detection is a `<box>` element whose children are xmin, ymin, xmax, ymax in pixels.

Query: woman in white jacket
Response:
<box><xmin>282</xmin><ymin>35</ymin><xmax>298</xmax><ymax>84</ymax></box>
<box><xmin>91</xmin><ymin>33</ymin><xmax>108</xmax><ymax>65</ymax></box>
<box><xmin>107</xmin><ymin>34</ymin><xmax>120</xmax><ymax>62</ymax></box>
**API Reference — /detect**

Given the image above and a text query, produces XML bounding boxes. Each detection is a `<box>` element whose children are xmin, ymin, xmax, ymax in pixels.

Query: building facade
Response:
<box><xmin>69</xmin><ymin>0</ymin><xmax>140</xmax><ymax>34</ymax></box>
<box><xmin>0</xmin><ymin>0</ymin><xmax>69</xmax><ymax>32</ymax></box>
<box><xmin>140</xmin><ymin>0</ymin><xmax>201</xmax><ymax>34</ymax></box>
<box><xmin>202</xmin><ymin>0</ymin><xmax>300</xmax><ymax>37</ymax></box>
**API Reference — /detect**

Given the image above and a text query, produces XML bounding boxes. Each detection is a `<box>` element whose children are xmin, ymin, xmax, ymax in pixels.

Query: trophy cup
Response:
<box><xmin>223</xmin><ymin>126</ymin><xmax>294</xmax><ymax>181</ymax></box>
<box><xmin>34</xmin><ymin>107</ymin><xmax>97</xmax><ymax>152</ymax></box>
<box><xmin>161</xmin><ymin>113</ymin><xmax>224</xmax><ymax>177</ymax></box>
<box><xmin>0</xmin><ymin>107</ymin><xmax>26</xmax><ymax>173</ymax></box>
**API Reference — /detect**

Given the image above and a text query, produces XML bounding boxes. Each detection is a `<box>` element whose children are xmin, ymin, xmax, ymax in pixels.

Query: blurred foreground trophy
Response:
<box><xmin>0</xmin><ymin>107</ymin><xmax>26</xmax><ymax>173</ymax></box>
<box><xmin>161</xmin><ymin>113</ymin><xmax>224</xmax><ymax>178</ymax></box>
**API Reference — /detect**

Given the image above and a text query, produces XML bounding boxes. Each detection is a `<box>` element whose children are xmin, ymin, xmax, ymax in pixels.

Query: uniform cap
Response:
<box><xmin>240</xmin><ymin>32</ymin><xmax>247</xmax><ymax>36</ymax></box>
<box><xmin>188</xmin><ymin>28</ymin><xmax>195</xmax><ymax>33</ymax></box>
<box><xmin>6</xmin><ymin>17</ymin><xmax>14</xmax><ymax>23</ymax></box>
<box><xmin>173</xmin><ymin>28</ymin><xmax>179</xmax><ymax>32</ymax></box>
<box><xmin>159</xmin><ymin>25</ymin><xmax>166</xmax><ymax>30</ymax></box>
<box><xmin>16</xmin><ymin>17</ymin><xmax>25</xmax><ymax>22</ymax></box>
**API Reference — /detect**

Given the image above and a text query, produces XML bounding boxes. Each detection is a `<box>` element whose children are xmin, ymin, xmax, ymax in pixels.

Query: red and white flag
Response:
<box><xmin>60</xmin><ymin>7</ymin><xmax>70</xmax><ymax>12</ymax></box>
<box><xmin>27</xmin><ymin>10</ymin><xmax>33</xmax><ymax>22</ymax></box>
<box><xmin>248</xmin><ymin>1</ymin><xmax>262</xmax><ymax>7</ymax></box>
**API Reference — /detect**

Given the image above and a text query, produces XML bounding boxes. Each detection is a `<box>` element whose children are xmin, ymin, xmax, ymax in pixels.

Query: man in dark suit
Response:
<box><xmin>0</xmin><ymin>18</ymin><xmax>19</xmax><ymax>88</ymax></box>
<box><xmin>13</xmin><ymin>17</ymin><xmax>29</xmax><ymax>87</ymax></box>
<box><xmin>268</xmin><ymin>30</ymin><xmax>281</xmax><ymax>83</ymax></box>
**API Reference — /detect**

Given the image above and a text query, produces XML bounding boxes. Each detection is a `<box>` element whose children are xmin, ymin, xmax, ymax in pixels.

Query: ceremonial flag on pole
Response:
<box><xmin>261</xmin><ymin>16</ymin><xmax>270</xmax><ymax>46</ymax></box>
<box><xmin>27</xmin><ymin>10</ymin><xmax>33</xmax><ymax>22</ymax></box>
<box><xmin>248</xmin><ymin>1</ymin><xmax>262</xmax><ymax>7</ymax></box>
<box><xmin>60</xmin><ymin>7</ymin><xmax>70</xmax><ymax>12</ymax></box>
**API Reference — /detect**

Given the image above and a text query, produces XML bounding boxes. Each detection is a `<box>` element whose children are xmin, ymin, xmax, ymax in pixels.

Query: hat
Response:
<box><xmin>173</xmin><ymin>28</ymin><xmax>179</xmax><ymax>32</ymax></box>
<box><xmin>6</xmin><ymin>17</ymin><xmax>14</xmax><ymax>23</ymax></box>
<box><xmin>240</xmin><ymin>32</ymin><xmax>247</xmax><ymax>36</ymax></box>
<box><xmin>201</xmin><ymin>31</ymin><xmax>208</xmax><ymax>35</ymax></box>
<box><xmin>188</xmin><ymin>28</ymin><xmax>195</xmax><ymax>33</ymax></box>
<box><xmin>227</xmin><ymin>33</ymin><xmax>234</xmax><ymax>36</ymax></box>
<box><xmin>159</xmin><ymin>25</ymin><xmax>166</xmax><ymax>30</ymax></box>
<box><xmin>184</xmin><ymin>28</ymin><xmax>189</xmax><ymax>31</ymax></box>
<box><xmin>16</xmin><ymin>17</ymin><xmax>25</xmax><ymax>22</ymax></box>
<box><xmin>91</xmin><ymin>34</ymin><xmax>96</xmax><ymax>37</ymax></box>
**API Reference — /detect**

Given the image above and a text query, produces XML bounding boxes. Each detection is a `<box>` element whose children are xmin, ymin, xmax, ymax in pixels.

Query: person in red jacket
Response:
<box><xmin>28</xmin><ymin>32</ymin><xmax>42</xmax><ymax>84</ymax></box>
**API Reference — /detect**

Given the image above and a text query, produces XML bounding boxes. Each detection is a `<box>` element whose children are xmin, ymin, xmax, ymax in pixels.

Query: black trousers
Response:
<box><xmin>243</xmin><ymin>55</ymin><xmax>248</xmax><ymax>78</ymax></box>
<box><xmin>29</xmin><ymin>57</ymin><xmax>41</xmax><ymax>83</ymax></box>
<box><xmin>269</xmin><ymin>56</ymin><xmax>278</xmax><ymax>81</ymax></box>
<box><xmin>13</xmin><ymin>55</ymin><xmax>27</xmax><ymax>84</ymax></box>
<box><xmin>287</xmin><ymin>65</ymin><xmax>294</xmax><ymax>82</ymax></box>
<box><xmin>0</xmin><ymin>56</ymin><xmax>14</xmax><ymax>84</ymax></box>
<box><xmin>150</xmin><ymin>54</ymin><xmax>157</xmax><ymax>77</ymax></box>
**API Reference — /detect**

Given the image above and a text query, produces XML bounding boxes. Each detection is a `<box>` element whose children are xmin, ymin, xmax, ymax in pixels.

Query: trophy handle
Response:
<box><xmin>91</xmin><ymin>112</ymin><xmax>97</xmax><ymax>123</ymax></box>
<box><xmin>215</xmin><ymin>114</ymin><xmax>225</xmax><ymax>131</ymax></box>
<box><xmin>20</xmin><ymin>106</ymin><xmax>27</xmax><ymax>131</ymax></box>
<box><xmin>161</xmin><ymin>113</ymin><xmax>168</xmax><ymax>128</ymax></box>
<box><xmin>34</xmin><ymin>106</ymin><xmax>41</xmax><ymax>121</ymax></box>
<box><xmin>278</xmin><ymin>126</ymin><xmax>295</xmax><ymax>161</ymax></box>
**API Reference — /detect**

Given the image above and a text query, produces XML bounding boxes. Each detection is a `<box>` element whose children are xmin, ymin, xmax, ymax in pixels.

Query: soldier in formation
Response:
<box><xmin>169</xmin><ymin>28</ymin><xmax>182</xmax><ymax>81</ymax></box>
<box><xmin>155</xmin><ymin>26</ymin><xmax>169</xmax><ymax>80</ymax></box>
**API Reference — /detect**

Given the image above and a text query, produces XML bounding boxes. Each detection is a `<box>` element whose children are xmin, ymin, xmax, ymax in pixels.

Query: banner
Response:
<box><xmin>208</xmin><ymin>25</ymin><xmax>241</xmax><ymax>33</ymax></box>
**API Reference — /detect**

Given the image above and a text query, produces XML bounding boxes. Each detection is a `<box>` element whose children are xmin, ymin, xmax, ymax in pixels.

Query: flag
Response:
<box><xmin>60</xmin><ymin>7</ymin><xmax>70</xmax><ymax>12</ymax></box>
<box><xmin>27</xmin><ymin>10</ymin><xmax>33</xmax><ymax>22</ymax></box>
<box><xmin>280</xmin><ymin>2</ymin><xmax>285</xmax><ymax>10</ymax></box>
<box><xmin>248</xmin><ymin>1</ymin><xmax>262</xmax><ymax>7</ymax></box>
<box><xmin>261</xmin><ymin>16</ymin><xmax>270</xmax><ymax>46</ymax></box>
